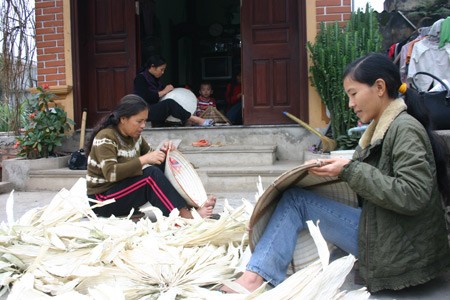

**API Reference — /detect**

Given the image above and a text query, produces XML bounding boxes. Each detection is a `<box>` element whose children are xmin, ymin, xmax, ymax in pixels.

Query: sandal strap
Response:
<box><xmin>220</xmin><ymin>280</ymin><xmax>251</xmax><ymax>294</ymax></box>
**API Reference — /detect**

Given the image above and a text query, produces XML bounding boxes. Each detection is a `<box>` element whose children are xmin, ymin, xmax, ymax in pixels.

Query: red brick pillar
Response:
<box><xmin>35</xmin><ymin>0</ymin><xmax>66</xmax><ymax>87</ymax></box>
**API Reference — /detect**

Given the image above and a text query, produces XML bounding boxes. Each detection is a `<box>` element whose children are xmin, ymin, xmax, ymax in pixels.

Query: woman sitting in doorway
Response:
<box><xmin>133</xmin><ymin>54</ymin><xmax>213</xmax><ymax>127</ymax></box>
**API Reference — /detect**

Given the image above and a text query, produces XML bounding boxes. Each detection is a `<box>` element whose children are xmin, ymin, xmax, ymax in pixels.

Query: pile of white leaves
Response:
<box><xmin>0</xmin><ymin>178</ymin><xmax>369</xmax><ymax>299</ymax></box>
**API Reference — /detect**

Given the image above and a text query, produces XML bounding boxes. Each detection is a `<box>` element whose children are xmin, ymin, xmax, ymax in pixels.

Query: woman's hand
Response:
<box><xmin>165</xmin><ymin>84</ymin><xmax>174</xmax><ymax>92</ymax></box>
<box><xmin>160</xmin><ymin>140</ymin><xmax>177</xmax><ymax>153</ymax></box>
<box><xmin>140</xmin><ymin>150</ymin><xmax>166</xmax><ymax>165</ymax></box>
<box><xmin>158</xmin><ymin>84</ymin><xmax>174</xmax><ymax>98</ymax></box>
<box><xmin>307</xmin><ymin>158</ymin><xmax>351</xmax><ymax>177</ymax></box>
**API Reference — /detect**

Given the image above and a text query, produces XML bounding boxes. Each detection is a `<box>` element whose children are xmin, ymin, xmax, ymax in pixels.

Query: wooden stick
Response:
<box><xmin>79</xmin><ymin>110</ymin><xmax>87</xmax><ymax>150</ymax></box>
<box><xmin>283</xmin><ymin>111</ymin><xmax>337</xmax><ymax>152</ymax></box>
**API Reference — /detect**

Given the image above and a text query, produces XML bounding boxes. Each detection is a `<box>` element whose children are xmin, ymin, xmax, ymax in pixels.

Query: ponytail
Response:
<box><xmin>85</xmin><ymin>113</ymin><xmax>120</xmax><ymax>156</ymax></box>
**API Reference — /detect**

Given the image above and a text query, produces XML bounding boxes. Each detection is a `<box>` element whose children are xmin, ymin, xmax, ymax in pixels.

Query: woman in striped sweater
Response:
<box><xmin>85</xmin><ymin>94</ymin><xmax>216</xmax><ymax>219</ymax></box>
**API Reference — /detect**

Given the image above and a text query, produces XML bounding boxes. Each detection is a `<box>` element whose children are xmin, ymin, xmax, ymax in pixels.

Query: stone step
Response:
<box><xmin>179</xmin><ymin>144</ymin><xmax>277</xmax><ymax>167</ymax></box>
<box><xmin>26</xmin><ymin>160</ymin><xmax>302</xmax><ymax>193</ymax></box>
<box><xmin>2</xmin><ymin>156</ymin><xmax>72</xmax><ymax>191</ymax></box>
<box><xmin>197</xmin><ymin>160</ymin><xmax>302</xmax><ymax>193</ymax></box>
<box><xmin>26</xmin><ymin>144</ymin><xmax>281</xmax><ymax>192</ymax></box>
<box><xmin>0</xmin><ymin>182</ymin><xmax>14</xmax><ymax>194</ymax></box>
<box><xmin>26</xmin><ymin>168</ymin><xmax>86</xmax><ymax>191</ymax></box>
<box><xmin>60</xmin><ymin>125</ymin><xmax>312</xmax><ymax>163</ymax></box>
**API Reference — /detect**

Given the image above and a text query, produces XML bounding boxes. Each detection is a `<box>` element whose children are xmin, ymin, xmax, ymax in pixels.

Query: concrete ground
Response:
<box><xmin>0</xmin><ymin>190</ymin><xmax>449</xmax><ymax>299</ymax></box>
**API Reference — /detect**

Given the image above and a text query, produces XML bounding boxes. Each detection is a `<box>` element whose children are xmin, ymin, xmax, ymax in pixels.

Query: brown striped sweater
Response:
<box><xmin>86</xmin><ymin>127</ymin><xmax>153</xmax><ymax>195</ymax></box>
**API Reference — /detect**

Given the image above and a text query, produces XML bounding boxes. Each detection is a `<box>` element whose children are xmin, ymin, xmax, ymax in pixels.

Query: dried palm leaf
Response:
<box><xmin>0</xmin><ymin>177</ymin><xmax>370</xmax><ymax>299</ymax></box>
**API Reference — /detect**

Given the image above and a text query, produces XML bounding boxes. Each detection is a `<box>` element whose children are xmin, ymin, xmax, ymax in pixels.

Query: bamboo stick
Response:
<box><xmin>283</xmin><ymin>112</ymin><xmax>337</xmax><ymax>152</ymax></box>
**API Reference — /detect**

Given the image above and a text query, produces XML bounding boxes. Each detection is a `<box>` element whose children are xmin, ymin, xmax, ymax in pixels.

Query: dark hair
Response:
<box><xmin>85</xmin><ymin>94</ymin><xmax>149</xmax><ymax>156</ymax></box>
<box><xmin>138</xmin><ymin>54</ymin><xmax>167</xmax><ymax>73</ymax></box>
<box><xmin>199</xmin><ymin>81</ymin><xmax>213</xmax><ymax>89</ymax></box>
<box><xmin>343</xmin><ymin>53</ymin><xmax>449</xmax><ymax>205</ymax></box>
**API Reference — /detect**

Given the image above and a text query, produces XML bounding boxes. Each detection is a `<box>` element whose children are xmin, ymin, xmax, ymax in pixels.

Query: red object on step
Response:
<box><xmin>192</xmin><ymin>139</ymin><xmax>211</xmax><ymax>147</ymax></box>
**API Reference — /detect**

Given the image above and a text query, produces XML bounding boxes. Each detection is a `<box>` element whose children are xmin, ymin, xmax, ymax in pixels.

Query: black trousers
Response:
<box><xmin>148</xmin><ymin>98</ymin><xmax>191</xmax><ymax>126</ymax></box>
<box><xmin>89</xmin><ymin>165</ymin><xmax>187</xmax><ymax>217</ymax></box>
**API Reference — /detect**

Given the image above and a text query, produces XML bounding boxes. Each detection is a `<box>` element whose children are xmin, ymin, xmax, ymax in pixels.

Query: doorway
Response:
<box><xmin>71</xmin><ymin>0</ymin><xmax>308</xmax><ymax>127</ymax></box>
<box><xmin>137</xmin><ymin>0</ymin><xmax>307</xmax><ymax>125</ymax></box>
<box><xmin>137</xmin><ymin>0</ymin><xmax>241</xmax><ymax>111</ymax></box>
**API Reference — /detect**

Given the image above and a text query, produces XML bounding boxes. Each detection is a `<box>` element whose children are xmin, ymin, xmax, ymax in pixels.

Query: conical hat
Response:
<box><xmin>200</xmin><ymin>106</ymin><xmax>231</xmax><ymax>125</ymax></box>
<box><xmin>165</xmin><ymin>149</ymin><xmax>208</xmax><ymax>208</ymax></box>
<box><xmin>160</xmin><ymin>88</ymin><xmax>197</xmax><ymax>123</ymax></box>
<box><xmin>249</xmin><ymin>161</ymin><xmax>358</xmax><ymax>273</ymax></box>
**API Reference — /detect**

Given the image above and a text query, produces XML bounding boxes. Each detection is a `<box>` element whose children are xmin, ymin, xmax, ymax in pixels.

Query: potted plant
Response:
<box><xmin>1</xmin><ymin>85</ymin><xmax>74</xmax><ymax>189</ymax></box>
<box><xmin>307</xmin><ymin>4</ymin><xmax>382</xmax><ymax>149</ymax></box>
<box><xmin>14</xmin><ymin>85</ymin><xmax>74</xmax><ymax>159</ymax></box>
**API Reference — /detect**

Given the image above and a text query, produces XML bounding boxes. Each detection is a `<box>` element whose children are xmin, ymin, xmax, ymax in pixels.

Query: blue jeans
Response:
<box><xmin>247</xmin><ymin>187</ymin><xmax>361</xmax><ymax>286</ymax></box>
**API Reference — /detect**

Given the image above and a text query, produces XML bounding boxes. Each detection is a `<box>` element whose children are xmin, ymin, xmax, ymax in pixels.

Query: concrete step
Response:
<box><xmin>60</xmin><ymin>125</ymin><xmax>314</xmax><ymax>163</ymax></box>
<box><xmin>179</xmin><ymin>144</ymin><xmax>277</xmax><ymax>167</ymax></box>
<box><xmin>2</xmin><ymin>156</ymin><xmax>72</xmax><ymax>191</ymax></box>
<box><xmin>197</xmin><ymin>160</ymin><xmax>302</xmax><ymax>193</ymax></box>
<box><xmin>27</xmin><ymin>144</ymin><xmax>283</xmax><ymax>192</ymax></box>
<box><xmin>0</xmin><ymin>182</ymin><xmax>13</xmax><ymax>194</ymax></box>
<box><xmin>26</xmin><ymin>160</ymin><xmax>302</xmax><ymax>193</ymax></box>
<box><xmin>27</xmin><ymin>168</ymin><xmax>86</xmax><ymax>191</ymax></box>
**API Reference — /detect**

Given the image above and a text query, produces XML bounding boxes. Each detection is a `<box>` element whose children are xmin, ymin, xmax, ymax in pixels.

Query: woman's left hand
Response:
<box><xmin>160</xmin><ymin>140</ymin><xmax>177</xmax><ymax>153</ymax></box>
<box><xmin>307</xmin><ymin>158</ymin><xmax>351</xmax><ymax>177</ymax></box>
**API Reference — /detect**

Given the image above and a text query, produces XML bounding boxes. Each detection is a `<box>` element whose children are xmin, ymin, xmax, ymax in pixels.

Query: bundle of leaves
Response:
<box><xmin>15</xmin><ymin>85</ymin><xmax>74</xmax><ymax>159</ymax></box>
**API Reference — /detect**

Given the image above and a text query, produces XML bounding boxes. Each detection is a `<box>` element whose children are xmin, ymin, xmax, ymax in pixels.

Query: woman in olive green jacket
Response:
<box><xmin>340</xmin><ymin>102</ymin><xmax>449</xmax><ymax>291</ymax></box>
<box><xmin>221</xmin><ymin>53</ymin><xmax>450</xmax><ymax>294</ymax></box>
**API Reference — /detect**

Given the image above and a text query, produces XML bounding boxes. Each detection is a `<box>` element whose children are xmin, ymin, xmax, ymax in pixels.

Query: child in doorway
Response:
<box><xmin>195</xmin><ymin>82</ymin><xmax>217</xmax><ymax>116</ymax></box>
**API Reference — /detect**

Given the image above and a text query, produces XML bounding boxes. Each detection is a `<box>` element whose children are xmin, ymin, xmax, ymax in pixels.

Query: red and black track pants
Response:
<box><xmin>88</xmin><ymin>165</ymin><xmax>187</xmax><ymax>217</ymax></box>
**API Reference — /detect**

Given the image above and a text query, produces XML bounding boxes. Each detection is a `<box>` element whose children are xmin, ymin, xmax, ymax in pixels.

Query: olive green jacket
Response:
<box><xmin>339</xmin><ymin>98</ymin><xmax>450</xmax><ymax>292</ymax></box>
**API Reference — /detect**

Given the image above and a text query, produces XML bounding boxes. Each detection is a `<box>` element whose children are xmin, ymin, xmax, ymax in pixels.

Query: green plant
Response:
<box><xmin>336</xmin><ymin>133</ymin><xmax>361</xmax><ymax>150</ymax></box>
<box><xmin>15</xmin><ymin>85</ymin><xmax>74</xmax><ymax>159</ymax></box>
<box><xmin>307</xmin><ymin>4</ymin><xmax>382</xmax><ymax>149</ymax></box>
<box><xmin>0</xmin><ymin>101</ymin><xmax>29</xmax><ymax>132</ymax></box>
<box><xmin>0</xmin><ymin>0</ymin><xmax>36</xmax><ymax>134</ymax></box>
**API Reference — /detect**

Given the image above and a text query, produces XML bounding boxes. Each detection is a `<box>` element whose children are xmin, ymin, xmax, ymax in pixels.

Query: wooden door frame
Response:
<box><xmin>70</xmin><ymin>0</ymin><xmax>83</xmax><ymax>129</ymax></box>
<box><xmin>296</xmin><ymin>0</ymin><xmax>309</xmax><ymax>123</ymax></box>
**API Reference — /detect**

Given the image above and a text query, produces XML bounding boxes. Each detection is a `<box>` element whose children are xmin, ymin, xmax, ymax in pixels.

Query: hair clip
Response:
<box><xmin>398</xmin><ymin>83</ymin><xmax>407</xmax><ymax>94</ymax></box>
